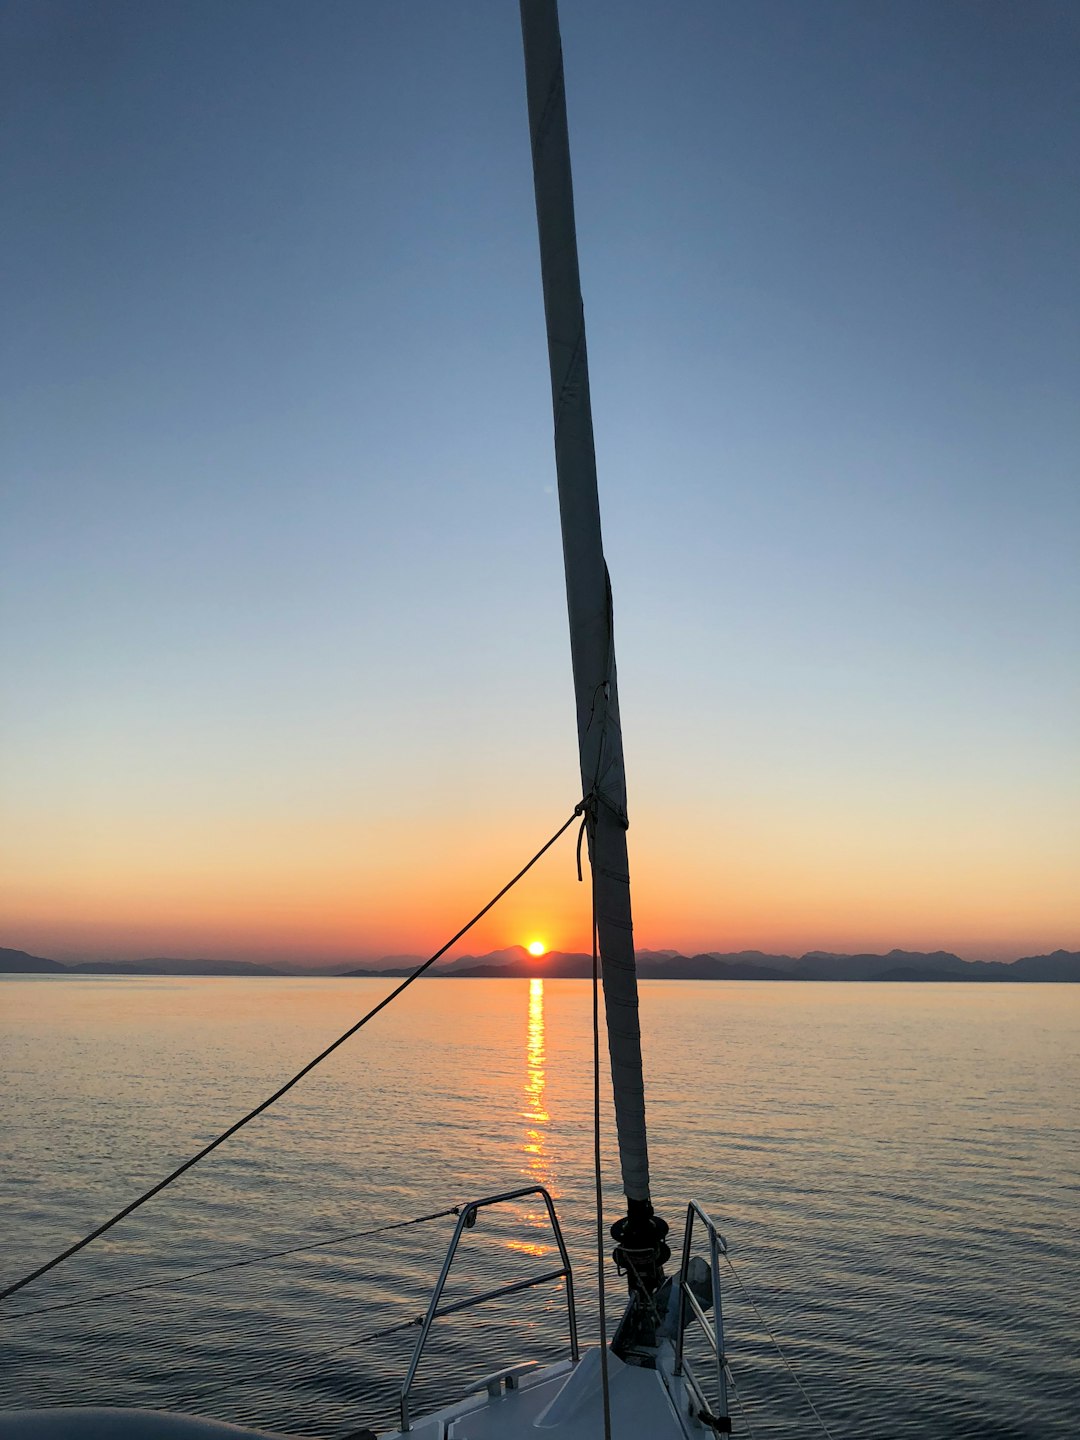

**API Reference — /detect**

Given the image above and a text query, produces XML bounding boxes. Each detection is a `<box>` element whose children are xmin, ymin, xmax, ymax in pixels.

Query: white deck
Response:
<box><xmin>385</xmin><ymin>1345</ymin><xmax>712</xmax><ymax>1440</ymax></box>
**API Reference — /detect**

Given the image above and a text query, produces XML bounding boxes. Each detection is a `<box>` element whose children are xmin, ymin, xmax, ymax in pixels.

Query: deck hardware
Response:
<box><xmin>672</xmin><ymin>1201</ymin><xmax>730</xmax><ymax>1435</ymax></box>
<box><xmin>398</xmin><ymin>1185</ymin><xmax>578</xmax><ymax>1431</ymax></box>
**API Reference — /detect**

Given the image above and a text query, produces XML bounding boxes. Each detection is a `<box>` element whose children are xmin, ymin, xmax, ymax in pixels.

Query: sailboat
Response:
<box><xmin>2</xmin><ymin>4</ymin><xmax>733</xmax><ymax>1436</ymax></box>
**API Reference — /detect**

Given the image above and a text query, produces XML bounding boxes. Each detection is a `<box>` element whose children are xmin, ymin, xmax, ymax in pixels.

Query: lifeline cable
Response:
<box><xmin>6</xmin><ymin>1207</ymin><xmax>460</xmax><ymax>1320</ymax></box>
<box><xmin>722</xmin><ymin>1254</ymin><xmax>836</xmax><ymax>1440</ymax></box>
<box><xmin>0</xmin><ymin>807</ymin><xmax>583</xmax><ymax>1304</ymax></box>
<box><xmin>724</xmin><ymin>1364</ymin><xmax>758</xmax><ymax>1440</ymax></box>
<box><xmin>168</xmin><ymin>1302</ymin><xmax>430</xmax><ymax>1415</ymax></box>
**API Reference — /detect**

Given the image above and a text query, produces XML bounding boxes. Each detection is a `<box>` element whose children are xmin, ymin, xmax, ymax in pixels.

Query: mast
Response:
<box><xmin>520</xmin><ymin>0</ymin><xmax>669</xmax><ymax>1301</ymax></box>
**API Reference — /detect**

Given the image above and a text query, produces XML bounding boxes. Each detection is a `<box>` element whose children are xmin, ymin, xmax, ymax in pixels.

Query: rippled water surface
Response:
<box><xmin>2</xmin><ymin>976</ymin><xmax>1078</xmax><ymax>1437</ymax></box>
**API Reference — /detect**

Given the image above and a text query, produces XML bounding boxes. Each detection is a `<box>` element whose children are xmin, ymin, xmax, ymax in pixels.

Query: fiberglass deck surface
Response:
<box><xmin>440</xmin><ymin>1350</ymin><xmax>691</xmax><ymax>1439</ymax></box>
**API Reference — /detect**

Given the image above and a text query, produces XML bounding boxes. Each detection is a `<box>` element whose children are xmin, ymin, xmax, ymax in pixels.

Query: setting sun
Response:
<box><xmin>527</xmin><ymin>940</ymin><xmax>546</xmax><ymax>957</ymax></box>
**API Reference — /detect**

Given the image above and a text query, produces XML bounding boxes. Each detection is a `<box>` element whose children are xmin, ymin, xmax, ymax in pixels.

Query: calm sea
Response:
<box><xmin>1</xmin><ymin>976</ymin><xmax>1077</xmax><ymax>1438</ymax></box>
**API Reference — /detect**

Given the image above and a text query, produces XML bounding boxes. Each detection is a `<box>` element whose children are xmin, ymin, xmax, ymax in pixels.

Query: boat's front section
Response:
<box><xmin>381</xmin><ymin>1189</ymin><xmax>731</xmax><ymax>1440</ymax></box>
<box><xmin>0</xmin><ymin>1186</ymin><xmax>732</xmax><ymax>1440</ymax></box>
<box><xmin>380</xmin><ymin>1343</ymin><xmax>719</xmax><ymax>1440</ymax></box>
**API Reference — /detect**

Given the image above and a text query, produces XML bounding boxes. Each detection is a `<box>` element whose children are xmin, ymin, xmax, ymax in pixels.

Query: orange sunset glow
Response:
<box><xmin>3</xmin><ymin>787</ymin><xmax>1075</xmax><ymax>965</ymax></box>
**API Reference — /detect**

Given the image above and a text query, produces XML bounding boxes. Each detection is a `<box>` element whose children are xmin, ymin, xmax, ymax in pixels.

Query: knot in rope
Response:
<box><xmin>575</xmin><ymin>791</ymin><xmax>598</xmax><ymax>881</ymax></box>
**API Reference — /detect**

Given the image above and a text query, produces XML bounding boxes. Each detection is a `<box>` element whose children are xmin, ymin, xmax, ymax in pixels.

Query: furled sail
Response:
<box><xmin>519</xmin><ymin>0</ymin><xmax>653</xmax><ymax>1218</ymax></box>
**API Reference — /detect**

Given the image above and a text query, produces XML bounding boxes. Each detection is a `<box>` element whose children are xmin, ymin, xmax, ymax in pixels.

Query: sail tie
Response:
<box><xmin>574</xmin><ymin>790</ymin><xmax>596</xmax><ymax>880</ymax></box>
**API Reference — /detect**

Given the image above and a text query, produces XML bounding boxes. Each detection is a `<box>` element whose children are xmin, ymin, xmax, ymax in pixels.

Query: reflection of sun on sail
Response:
<box><xmin>508</xmin><ymin>978</ymin><xmax>554</xmax><ymax>1257</ymax></box>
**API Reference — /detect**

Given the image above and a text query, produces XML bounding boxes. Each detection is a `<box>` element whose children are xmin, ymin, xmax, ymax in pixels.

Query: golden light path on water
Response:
<box><xmin>508</xmin><ymin>977</ymin><xmax>553</xmax><ymax>1258</ymax></box>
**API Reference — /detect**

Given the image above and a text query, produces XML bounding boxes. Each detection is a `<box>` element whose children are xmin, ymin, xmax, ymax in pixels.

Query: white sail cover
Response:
<box><xmin>520</xmin><ymin>0</ymin><xmax>651</xmax><ymax>1204</ymax></box>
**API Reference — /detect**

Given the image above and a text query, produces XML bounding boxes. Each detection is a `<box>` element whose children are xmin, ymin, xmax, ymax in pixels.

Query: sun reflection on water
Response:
<box><xmin>507</xmin><ymin>977</ymin><xmax>554</xmax><ymax>1257</ymax></box>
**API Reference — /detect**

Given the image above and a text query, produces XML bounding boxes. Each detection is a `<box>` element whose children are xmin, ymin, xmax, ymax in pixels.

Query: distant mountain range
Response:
<box><xmin>0</xmin><ymin>949</ymin><xmax>281</xmax><ymax>976</ymax></box>
<box><xmin>3</xmin><ymin>944</ymin><xmax>1078</xmax><ymax>982</ymax></box>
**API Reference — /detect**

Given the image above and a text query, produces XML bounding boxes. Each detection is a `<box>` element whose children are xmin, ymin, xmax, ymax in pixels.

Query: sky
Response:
<box><xmin>2</xmin><ymin>1</ymin><xmax>1078</xmax><ymax>965</ymax></box>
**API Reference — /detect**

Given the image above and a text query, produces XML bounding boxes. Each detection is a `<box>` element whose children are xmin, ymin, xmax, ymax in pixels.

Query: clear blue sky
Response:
<box><xmin>2</xmin><ymin>1</ymin><xmax>1077</xmax><ymax>962</ymax></box>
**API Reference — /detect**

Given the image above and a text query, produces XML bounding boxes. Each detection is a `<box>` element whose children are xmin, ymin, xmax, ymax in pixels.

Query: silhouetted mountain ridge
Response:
<box><xmin>3</xmin><ymin>945</ymin><xmax>1078</xmax><ymax>981</ymax></box>
<box><xmin>69</xmin><ymin>957</ymin><xmax>284</xmax><ymax>976</ymax></box>
<box><xmin>0</xmin><ymin>947</ymin><xmax>65</xmax><ymax>973</ymax></box>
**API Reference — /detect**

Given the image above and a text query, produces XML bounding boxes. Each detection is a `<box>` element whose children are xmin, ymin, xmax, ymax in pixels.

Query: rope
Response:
<box><xmin>164</xmin><ymin>1309</ymin><xmax>430</xmax><ymax>1416</ymax></box>
<box><xmin>0</xmin><ymin>808</ymin><xmax>583</xmax><ymax>1305</ymax></box>
<box><xmin>620</xmin><ymin>1251</ymin><xmax>664</xmax><ymax>1329</ymax></box>
<box><xmin>722</xmin><ymin>1255</ymin><xmax>836</xmax><ymax>1440</ymax></box>
<box><xmin>6</xmin><ymin>1207</ymin><xmax>460</xmax><ymax>1320</ymax></box>
<box><xmin>586</xmin><ymin>801</ymin><xmax>613</xmax><ymax>1440</ymax></box>
<box><xmin>724</xmin><ymin>1364</ymin><xmax>758</xmax><ymax>1440</ymax></box>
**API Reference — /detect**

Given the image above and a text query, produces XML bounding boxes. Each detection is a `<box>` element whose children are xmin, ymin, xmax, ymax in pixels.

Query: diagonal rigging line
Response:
<box><xmin>6</xmin><ymin>1207</ymin><xmax>460</xmax><ymax>1321</ymax></box>
<box><xmin>169</xmin><ymin>1307</ymin><xmax>430</xmax><ymax>1415</ymax></box>
<box><xmin>723</xmin><ymin>1254</ymin><xmax>837</xmax><ymax>1440</ymax></box>
<box><xmin>0</xmin><ymin>807</ymin><xmax>583</xmax><ymax>1305</ymax></box>
<box><xmin>724</xmin><ymin>1365</ymin><xmax>758</xmax><ymax>1440</ymax></box>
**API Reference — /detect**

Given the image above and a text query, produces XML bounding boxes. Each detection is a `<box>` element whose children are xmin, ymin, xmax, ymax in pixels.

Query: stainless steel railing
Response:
<box><xmin>398</xmin><ymin>1185</ymin><xmax>579</xmax><ymax>1432</ymax></box>
<box><xmin>673</xmin><ymin>1200</ymin><xmax>730</xmax><ymax>1433</ymax></box>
